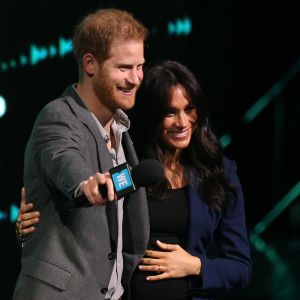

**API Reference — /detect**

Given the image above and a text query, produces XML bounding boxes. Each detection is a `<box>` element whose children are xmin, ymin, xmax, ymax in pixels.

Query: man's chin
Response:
<box><xmin>118</xmin><ymin>99</ymin><xmax>136</xmax><ymax>111</ymax></box>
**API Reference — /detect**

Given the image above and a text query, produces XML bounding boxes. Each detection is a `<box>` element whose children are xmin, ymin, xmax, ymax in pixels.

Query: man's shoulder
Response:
<box><xmin>40</xmin><ymin>85</ymin><xmax>80</xmax><ymax>114</ymax></box>
<box><xmin>39</xmin><ymin>97</ymin><xmax>71</xmax><ymax>117</ymax></box>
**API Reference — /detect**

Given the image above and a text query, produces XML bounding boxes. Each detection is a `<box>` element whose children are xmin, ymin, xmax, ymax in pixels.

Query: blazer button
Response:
<box><xmin>101</xmin><ymin>288</ymin><xmax>108</xmax><ymax>294</ymax></box>
<box><xmin>108</xmin><ymin>252</ymin><xmax>116</xmax><ymax>260</ymax></box>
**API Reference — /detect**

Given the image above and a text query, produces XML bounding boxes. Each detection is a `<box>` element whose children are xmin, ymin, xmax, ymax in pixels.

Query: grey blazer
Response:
<box><xmin>13</xmin><ymin>86</ymin><xmax>150</xmax><ymax>300</ymax></box>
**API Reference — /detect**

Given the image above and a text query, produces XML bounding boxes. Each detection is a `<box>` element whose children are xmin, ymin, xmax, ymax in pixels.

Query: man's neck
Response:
<box><xmin>76</xmin><ymin>82</ymin><xmax>114</xmax><ymax>132</ymax></box>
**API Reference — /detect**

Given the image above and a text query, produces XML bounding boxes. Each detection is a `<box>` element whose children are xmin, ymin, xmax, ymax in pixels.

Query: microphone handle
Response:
<box><xmin>66</xmin><ymin>185</ymin><xmax>108</xmax><ymax>209</ymax></box>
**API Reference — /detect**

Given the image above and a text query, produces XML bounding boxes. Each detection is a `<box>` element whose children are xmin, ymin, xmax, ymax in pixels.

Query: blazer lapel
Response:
<box><xmin>62</xmin><ymin>86</ymin><xmax>118</xmax><ymax>250</ymax></box>
<box><xmin>62</xmin><ymin>86</ymin><xmax>113</xmax><ymax>171</ymax></box>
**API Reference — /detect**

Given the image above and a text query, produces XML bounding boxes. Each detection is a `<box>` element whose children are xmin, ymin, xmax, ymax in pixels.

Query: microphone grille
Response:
<box><xmin>131</xmin><ymin>159</ymin><xmax>164</xmax><ymax>187</ymax></box>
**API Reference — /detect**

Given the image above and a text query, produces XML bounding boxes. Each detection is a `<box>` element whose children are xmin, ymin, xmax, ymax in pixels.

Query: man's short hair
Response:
<box><xmin>73</xmin><ymin>8</ymin><xmax>148</xmax><ymax>77</ymax></box>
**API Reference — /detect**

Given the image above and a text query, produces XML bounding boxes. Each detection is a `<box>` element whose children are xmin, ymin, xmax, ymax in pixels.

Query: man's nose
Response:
<box><xmin>127</xmin><ymin>69</ymin><xmax>142</xmax><ymax>85</ymax></box>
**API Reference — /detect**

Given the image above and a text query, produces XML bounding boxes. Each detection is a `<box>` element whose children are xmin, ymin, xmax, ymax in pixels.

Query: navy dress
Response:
<box><xmin>131</xmin><ymin>186</ymin><xmax>192</xmax><ymax>300</ymax></box>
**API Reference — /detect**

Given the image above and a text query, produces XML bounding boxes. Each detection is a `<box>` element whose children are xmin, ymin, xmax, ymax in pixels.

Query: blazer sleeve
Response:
<box><xmin>27</xmin><ymin>100</ymin><xmax>92</xmax><ymax>199</ymax></box>
<box><xmin>190</xmin><ymin>159</ymin><xmax>252</xmax><ymax>292</ymax></box>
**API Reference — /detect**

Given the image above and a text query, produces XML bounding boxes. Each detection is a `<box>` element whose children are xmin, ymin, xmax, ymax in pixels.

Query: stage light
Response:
<box><xmin>0</xmin><ymin>95</ymin><xmax>7</xmax><ymax>118</ymax></box>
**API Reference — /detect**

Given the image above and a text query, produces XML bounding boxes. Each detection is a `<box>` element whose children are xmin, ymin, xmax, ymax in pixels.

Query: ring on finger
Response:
<box><xmin>156</xmin><ymin>265</ymin><xmax>162</xmax><ymax>274</ymax></box>
<box><xmin>17</xmin><ymin>217</ymin><xmax>23</xmax><ymax>229</ymax></box>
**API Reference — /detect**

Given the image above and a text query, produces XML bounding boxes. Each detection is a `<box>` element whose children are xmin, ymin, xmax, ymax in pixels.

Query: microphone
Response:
<box><xmin>68</xmin><ymin>159</ymin><xmax>164</xmax><ymax>208</ymax></box>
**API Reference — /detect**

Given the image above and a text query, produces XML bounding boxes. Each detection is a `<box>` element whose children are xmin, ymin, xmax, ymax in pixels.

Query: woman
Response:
<box><xmin>16</xmin><ymin>61</ymin><xmax>251</xmax><ymax>299</ymax></box>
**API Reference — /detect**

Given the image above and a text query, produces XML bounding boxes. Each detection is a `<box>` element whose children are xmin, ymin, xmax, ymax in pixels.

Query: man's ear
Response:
<box><xmin>82</xmin><ymin>53</ymin><xmax>98</xmax><ymax>76</ymax></box>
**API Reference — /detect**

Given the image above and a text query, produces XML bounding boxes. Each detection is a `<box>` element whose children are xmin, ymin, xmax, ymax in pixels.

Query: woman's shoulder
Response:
<box><xmin>223</xmin><ymin>157</ymin><xmax>237</xmax><ymax>178</ymax></box>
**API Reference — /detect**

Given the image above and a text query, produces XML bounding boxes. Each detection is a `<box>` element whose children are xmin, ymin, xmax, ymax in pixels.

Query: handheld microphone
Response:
<box><xmin>68</xmin><ymin>159</ymin><xmax>164</xmax><ymax>208</ymax></box>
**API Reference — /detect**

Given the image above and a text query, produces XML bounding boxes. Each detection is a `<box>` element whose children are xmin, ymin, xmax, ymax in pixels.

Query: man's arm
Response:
<box><xmin>26</xmin><ymin>101</ymin><xmax>115</xmax><ymax>205</ymax></box>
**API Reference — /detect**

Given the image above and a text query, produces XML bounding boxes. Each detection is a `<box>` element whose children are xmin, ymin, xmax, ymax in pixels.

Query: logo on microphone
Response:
<box><xmin>112</xmin><ymin>169</ymin><xmax>133</xmax><ymax>191</ymax></box>
<box><xmin>109</xmin><ymin>162</ymin><xmax>135</xmax><ymax>198</ymax></box>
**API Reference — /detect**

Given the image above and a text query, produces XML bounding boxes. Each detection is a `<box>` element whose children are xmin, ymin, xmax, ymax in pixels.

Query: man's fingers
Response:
<box><xmin>104</xmin><ymin>173</ymin><xmax>115</xmax><ymax>201</ymax></box>
<box><xmin>81</xmin><ymin>180</ymin><xmax>99</xmax><ymax>205</ymax></box>
<box><xmin>81</xmin><ymin>172</ymin><xmax>116</xmax><ymax>205</ymax></box>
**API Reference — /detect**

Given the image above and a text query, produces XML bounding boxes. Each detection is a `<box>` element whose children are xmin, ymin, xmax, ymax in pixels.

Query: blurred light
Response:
<box><xmin>243</xmin><ymin>82</ymin><xmax>283</xmax><ymax>124</ymax></box>
<box><xmin>219</xmin><ymin>134</ymin><xmax>232</xmax><ymax>149</ymax></box>
<box><xmin>58</xmin><ymin>37</ymin><xmax>73</xmax><ymax>58</ymax></box>
<box><xmin>0</xmin><ymin>210</ymin><xmax>8</xmax><ymax>221</ymax></box>
<box><xmin>243</xmin><ymin>57</ymin><xmax>300</xmax><ymax>124</ymax></box>
<box><xmin>0</xmin><ymin>95</ymin><xmax>7</xmax><ymax>118</ymax></box>
<box><xmin>167</xmin><ymin>17</ymin><xmax>192</xmax><ymax>36</ymax></box>
<box><xmin>254</xmin><ymin>181</ymin><xmax>300</xmax><ymax>235</ymax></box>
<box><xmin>30</xmin><ymin>44</ymin><xmax>49</xmax><ymax>66</ymax></box>
<box><xmin>1</xmin><ymin>17</ymin><xmax>191</xmax><ymax>74</ymax></box>
<box><xmin>19</xmin><ymin>54</ymin><xmax>28</xmax><ymax>66</ymax></box>
<box><xmin>10</xmin><ymin>203</ymin><xmax>19</xmax><ymax>222</ymax></box>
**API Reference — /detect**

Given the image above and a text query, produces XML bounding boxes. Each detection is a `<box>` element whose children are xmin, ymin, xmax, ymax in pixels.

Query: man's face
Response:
<box><xmin>92</xmin><ymin>40</ymin><xmax>145</xmax><ymax>112</ymax></box>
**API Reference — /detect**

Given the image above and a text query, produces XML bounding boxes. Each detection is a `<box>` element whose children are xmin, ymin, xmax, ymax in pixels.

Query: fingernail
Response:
<box><xmin>139</xmin><ymin>266</ymin><xmax>143</xmax><ymax>270</ymax></box>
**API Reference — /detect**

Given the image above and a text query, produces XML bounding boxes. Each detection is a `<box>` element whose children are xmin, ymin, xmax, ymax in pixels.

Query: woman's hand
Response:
<box><xmin>139</xmin><ymin>240</ymin><xmax>201</xmax><ymax>281</ymax></box>
<box><xmin>16</xmin><ymin>187</ymin><xmax>40</xmax><ymax>239</ymax></box>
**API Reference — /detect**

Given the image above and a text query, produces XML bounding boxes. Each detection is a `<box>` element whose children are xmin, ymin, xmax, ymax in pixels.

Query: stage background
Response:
<box><xmin>1</xmin><ymin>1</ymin><xmax>299</xmax><ymax>299</ymax></box>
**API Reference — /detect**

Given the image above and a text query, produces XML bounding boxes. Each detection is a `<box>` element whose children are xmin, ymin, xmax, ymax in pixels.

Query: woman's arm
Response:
<box><xmin>15</xmin><ymin>187</ymin><xmax>40</xmax><ymax>245</ymax></box>
<box><xmin>189</xmin><ymin>160</ymin><xmax>251</xmax><ymax>291</ymax></box>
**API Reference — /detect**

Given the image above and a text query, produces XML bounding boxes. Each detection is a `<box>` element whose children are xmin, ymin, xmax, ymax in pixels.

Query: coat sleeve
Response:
<box><xmin>26</xmin><ymin>100</ymin><xmax>92</xmax><ymax>199</ymax></box>
<box><xmin>189</xmin><ymin>159</ymin><xmax>252</xmax><ymax>292</ymax></box>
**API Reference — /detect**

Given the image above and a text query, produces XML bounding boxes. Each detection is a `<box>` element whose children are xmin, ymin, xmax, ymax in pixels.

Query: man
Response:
<box><xmin>13</xmin><ymin>8</ymin><xmax>149</xmax><ymax>300</ymax></box>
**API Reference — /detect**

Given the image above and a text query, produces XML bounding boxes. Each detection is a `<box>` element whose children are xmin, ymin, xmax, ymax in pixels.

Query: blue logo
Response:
<box><xmin>112</xmin><ymin>169</ymin><xmax>133</xmax><ymax>192</ymax></box>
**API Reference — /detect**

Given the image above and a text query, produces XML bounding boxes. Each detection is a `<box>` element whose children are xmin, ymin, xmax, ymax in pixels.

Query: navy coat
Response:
<box><xmin>186</xmin><ymin>159</ymin><xmax>251</xmax><ymax>299</ymax></box>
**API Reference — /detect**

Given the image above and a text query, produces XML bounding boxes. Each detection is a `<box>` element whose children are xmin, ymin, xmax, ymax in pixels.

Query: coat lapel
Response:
<box><xmin>62</xmin><ymin>86</ymin><xmax>113</xmax><ymax>172</ymax></box>
<box><xmin>62</xmin><ymin>86</ymin><xmax>118</xmax><ymax>249</ymax></box>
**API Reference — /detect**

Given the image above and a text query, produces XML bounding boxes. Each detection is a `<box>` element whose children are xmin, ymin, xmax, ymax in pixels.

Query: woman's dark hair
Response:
<box><xmin>131</xmin><ymin>60</ymin><xmax>234</xmax><ymax>211</ymax></box>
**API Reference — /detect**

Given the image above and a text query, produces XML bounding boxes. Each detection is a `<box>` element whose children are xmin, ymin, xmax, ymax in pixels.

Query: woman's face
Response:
<box><xmin>161</xmin><ymin>85</ymin><xmax>197</xmax><ymax>150</ymax></box>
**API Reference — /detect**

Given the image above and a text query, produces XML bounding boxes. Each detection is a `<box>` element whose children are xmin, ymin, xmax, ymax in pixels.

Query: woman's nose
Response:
<box><xmin>176</xmin><ymin>112</ymin><xmax>188</xmax><ymax>127</ymax></box>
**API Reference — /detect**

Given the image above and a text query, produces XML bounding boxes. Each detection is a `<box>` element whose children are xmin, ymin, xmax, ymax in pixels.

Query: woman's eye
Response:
<box><xmin>185</xmin><ymin>106</ymin><xmax>196</xmax><ymax>113</ymax></box>
<box><xmin>164</xmin><ymin>111</ymin><xmax>175</xmax><ymax>117</ymax></box>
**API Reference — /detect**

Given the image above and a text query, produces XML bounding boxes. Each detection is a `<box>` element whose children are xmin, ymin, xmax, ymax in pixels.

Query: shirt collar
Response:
<box><xmin>113</xmin><ymin>109</ymin><xmax>130</xmax><ymax>131</ymax></box>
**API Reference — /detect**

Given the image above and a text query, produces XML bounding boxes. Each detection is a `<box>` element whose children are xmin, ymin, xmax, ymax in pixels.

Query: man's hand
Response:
<box><xmin>80</xmin><ymin>172</ymin><xmax>116</xmax><ymax>205</ymax></box>
<box><xmin>139</xmin><ymin>240</ymin><xmax>201</xmax><ymax>281</ymax></box>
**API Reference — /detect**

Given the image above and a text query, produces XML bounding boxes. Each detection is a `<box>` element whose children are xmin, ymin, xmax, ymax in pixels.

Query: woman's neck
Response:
<box><xmin>163</xmin><ymin>149</ymin><xmax>187</xmax><ymax>189</ymax></box>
